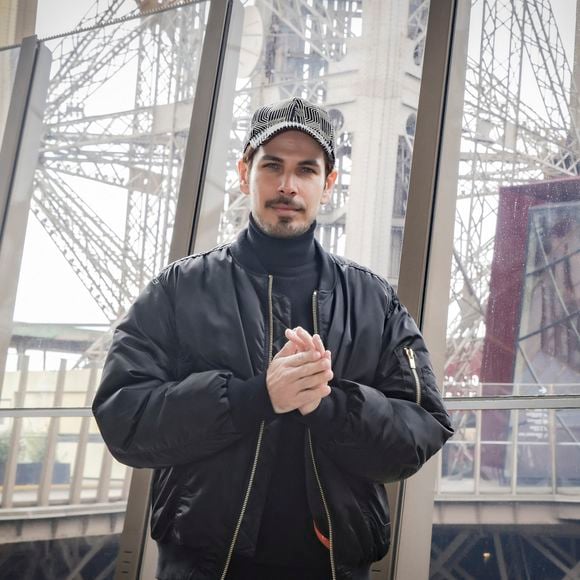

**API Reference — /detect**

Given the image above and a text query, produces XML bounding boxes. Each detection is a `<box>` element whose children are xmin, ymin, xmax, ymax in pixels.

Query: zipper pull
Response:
<box><xmin>404</xmin><ymin>347</ymin><xmax>416</xmax><ymax>369</ymax></box>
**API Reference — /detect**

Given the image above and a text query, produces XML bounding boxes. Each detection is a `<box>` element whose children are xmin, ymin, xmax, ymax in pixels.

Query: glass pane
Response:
<box><xmin>443</xmin><ymin>0</ymin><xmax>580</xmax><ymax>399</ymax></box>
<box><xmin>0</xmin><ymin>46</ymin><xmax>20</xmax><ymax>149</ymax></box>
<box><xmin>36</xmin><ymin>0</ymin><xmax>140</xmax><ymax>38</ymax></box>
<box><xmin>196</xmin><ymin>0</ymin><xmax>430</xmax><ymax>289</ymax></box>
<box><xmin>438</xmin><ymin>408</ymin><xmax>580</xmax><ymax>495</ymax></box>
<box><xmin>434</xmin><ymin>407</ymin><xmax>580</xmax><ymax>577</ymax></box>
<box><xmin>433</xmin><ymin>0</ymin><xmax>580</xmax><ymax>576</ymax></box>
<box><xmin>0</xmin><ymin>409</ymin><xmax>128</xmax><ymax>577</ymax></box>
<box><xmin>1</xmin><ymin>1</ymin><xmax>208</xmax><ymax>383</ymax></box>
<box><xmin>0</xmin><ymin>2</ymin><xmax>210</xmax><ymax>577</ymax></box>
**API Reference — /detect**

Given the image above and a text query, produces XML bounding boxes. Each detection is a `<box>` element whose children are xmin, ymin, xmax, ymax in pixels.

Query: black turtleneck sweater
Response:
<box><xmin>228</xmin><ymin>215</ymin><xmax>331</xmax><ymax>577</ymax></box>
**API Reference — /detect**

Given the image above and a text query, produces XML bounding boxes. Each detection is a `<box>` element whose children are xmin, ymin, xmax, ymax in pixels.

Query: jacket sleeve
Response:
<box><xmin>299</xmin><ymin>294</ymin><xmax>454</xmax><ymax>483</ymax></box>
<box><xmin>92</xmin><ymin>276</ymin><xmax>274</xmax><ymax>469</ymax></box>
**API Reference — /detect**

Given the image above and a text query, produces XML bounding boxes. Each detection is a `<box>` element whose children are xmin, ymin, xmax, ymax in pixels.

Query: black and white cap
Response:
<box><xmin>243</xmin><ymin>97</ymin><xmax>336</xmax><ymax>167</ymax></box>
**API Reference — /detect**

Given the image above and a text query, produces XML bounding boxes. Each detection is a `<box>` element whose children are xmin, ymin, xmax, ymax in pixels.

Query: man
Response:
<box><xmin>93</xmin><ymin>97</ymin><xmax>453</xmax><ymax>580</ymax></box>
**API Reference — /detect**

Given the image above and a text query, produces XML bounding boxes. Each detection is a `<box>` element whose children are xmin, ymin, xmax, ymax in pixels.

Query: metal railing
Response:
<box><xmin>0</xmin><ymin>357</ymin><xmax>130</xmax><ymax>514</ymax></box>
<box><xmin>436</xmin><ymin>393</ymin><xmax>580</xmax><ymax>500</ymax></box>
<box><xmin>2</xmin><ymin>362</ymin><xmax>580</xmax><ymax>512</ymax></box>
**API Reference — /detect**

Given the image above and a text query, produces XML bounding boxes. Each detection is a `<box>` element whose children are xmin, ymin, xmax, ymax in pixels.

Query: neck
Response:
<box><xmin>246</xmin><ymin>213</ymin><xmax>317</xmax><ymax>274</ymax></box>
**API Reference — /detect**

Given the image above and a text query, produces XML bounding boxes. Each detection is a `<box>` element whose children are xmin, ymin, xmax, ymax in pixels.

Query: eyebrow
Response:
<box><xmin>260</xmin><ymin>155</ymin><xmax>321</xmax><ymax>167</ymax></box>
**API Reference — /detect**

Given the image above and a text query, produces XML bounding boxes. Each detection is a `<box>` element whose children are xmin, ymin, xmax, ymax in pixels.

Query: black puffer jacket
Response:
<box><xmin>93</xmin><ymin>232</ymin><xmax>453</xmax><ymax>580</ymax></box>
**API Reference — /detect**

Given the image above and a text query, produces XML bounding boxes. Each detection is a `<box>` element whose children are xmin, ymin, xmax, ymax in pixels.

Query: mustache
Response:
<box><xmin>265</xmin><ymin>196</ymin><xmax>305</xmax><ymax>211</ymax></box>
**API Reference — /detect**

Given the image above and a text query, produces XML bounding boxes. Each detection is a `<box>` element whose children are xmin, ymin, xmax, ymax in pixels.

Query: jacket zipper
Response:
<box><xmin>403</xmin><ymin>346</ymin><xmax>421</xmax><ymax>405</ymax></box>
<box><xmin>219</xmin><ymin>275</ymin><xmax>273</xmax><ymax>580</ymax></box>
<box><xmin>308</xmin><ymin>290</ymin><xmax>337</xmax><ymax>580</ymax></box>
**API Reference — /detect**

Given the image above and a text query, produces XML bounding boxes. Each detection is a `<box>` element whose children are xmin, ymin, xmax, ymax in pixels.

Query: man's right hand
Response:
<box><xmin>266</xmin><ymin>340</ymin><xmax>333</xmax><ymax>413</ymax></box>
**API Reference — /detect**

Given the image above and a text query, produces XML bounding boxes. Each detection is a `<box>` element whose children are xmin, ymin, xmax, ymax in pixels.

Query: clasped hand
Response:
<box><xmin>266</xmin><ymin>327</ymin><xmax>332</xmax><ymax>416</ymax></box>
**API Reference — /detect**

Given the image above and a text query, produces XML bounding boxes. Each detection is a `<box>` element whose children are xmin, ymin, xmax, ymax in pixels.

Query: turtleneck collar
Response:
<box><xmin>243</xmin><ymin>213</ymin><xmax>317</xmax><ymax>276</ymax></box>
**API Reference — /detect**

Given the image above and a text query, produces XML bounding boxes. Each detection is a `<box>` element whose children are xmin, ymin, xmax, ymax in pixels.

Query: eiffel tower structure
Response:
<box><xmin>13</xmin><ymin>0</ymin><xmax>579</xmax><ymax>381</ymax></box>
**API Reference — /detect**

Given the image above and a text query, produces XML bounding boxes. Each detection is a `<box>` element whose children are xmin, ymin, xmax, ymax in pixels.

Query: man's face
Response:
<box><xmin>237</xmin><ymin>130</ymin><xmax>338</xmax><ymax>238</ymax></box>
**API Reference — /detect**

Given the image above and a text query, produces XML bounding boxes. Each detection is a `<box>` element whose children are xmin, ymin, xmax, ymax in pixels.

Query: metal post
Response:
<box><xmin>169</xmin><ymin>0</ymin><xmax>240</xmax><ymax>259</ymax></box>
<box><xmin>2</xmin><ymin>354</ymin><xmax>28</xmax><ymax>508</ymax></box>
<box><xmin>96</xmin><ymin>446</ymin><xmax>113</xmax><ymax>503</ymax></box>
<box><xmin>474</xmin><ymin>410</ymin><xmax>482</xmax><ymax>495</ymax></box>
<box><xmin>511</xmin><ymin>409</ymin><xmax>520</xmax><ymax>495</ymax></box>
<box><xmin>549</xmin><ymin>408</ymin><xmax>557</xmax><ymax>494</ymax></box>
<box><xmin>114</xmin><ymin>2</ymin><xmax>242</xmax><ymax>578</ymax></box>
<box><xmin>192</xmin><ymin>2</ymin><xmax>244</xmax><ymax>254</ymax></box>
<box><xmin>70</xmin><ymin>365</ymin><xmax>98</xmax><ymax>504</ymax></box>
<box><xmin>389</xmin><ymin>0</ymin><xmax>471</xmax><ymax>578</ymax></box>
<box><xmin>0</xmin><ymin>36</ymin><xmax>36</xmax><ymax>231</ymax></box>
<box><xmin>0</xmin><ymin>35</ymin><xmax>51</xmax><ymax>397</ymax></box>
<box><xmin>38</xmin><ymin>357</ymin><xmax>67</xmax><ymax>506</ymax></box>
<box><xmin>121</xmin><ymin>465</ymin><xmax>132</xmax><ymax>501</ymax></box>
<box><xmin>435</xmin><ymin>445</ymin><xmax>442</xmax><ymax>495</ymax></box>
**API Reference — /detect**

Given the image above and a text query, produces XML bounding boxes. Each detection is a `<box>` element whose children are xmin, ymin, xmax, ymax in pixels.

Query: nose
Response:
<box><xmin>278</xmin><ymin>171</ymin><xmax>297</xmax><ymax>195</ymax></box>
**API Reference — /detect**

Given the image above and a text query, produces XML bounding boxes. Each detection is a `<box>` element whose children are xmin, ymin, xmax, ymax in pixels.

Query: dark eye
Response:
<box><xmin>264</xmin><ymin>162</ymin><xmax>281</xmax><ymax>170</ymax></box>
<box><xmin>300</xmin><ymin>166</ymin><xmax>316</xmax><ymax>174</ymax></box>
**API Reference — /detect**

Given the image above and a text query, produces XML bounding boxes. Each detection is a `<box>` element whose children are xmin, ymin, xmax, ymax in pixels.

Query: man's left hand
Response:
<box><xmin>284</xmin><ymin>327</ymin><xmax>332</xmax><ymax>415</ymax></box>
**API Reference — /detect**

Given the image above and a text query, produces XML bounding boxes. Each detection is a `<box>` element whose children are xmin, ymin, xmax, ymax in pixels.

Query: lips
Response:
<box><xmin>270</xmin><ymin>204</ymin><xmax>302</xmax><ymax>212</ymax></box>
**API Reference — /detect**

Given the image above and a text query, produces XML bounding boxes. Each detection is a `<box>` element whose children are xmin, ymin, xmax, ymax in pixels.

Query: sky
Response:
<box><xmin>35</xmin><ymin>0</ymin><xmax>134</xmax><ymax>38</ymax></box>
<box><xmin>15</xmin><ymin>0</ymin><xmax>138</xmax><ymax>327</ymax></box>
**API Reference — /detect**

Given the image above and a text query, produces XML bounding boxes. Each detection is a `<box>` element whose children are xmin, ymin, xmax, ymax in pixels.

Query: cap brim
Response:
<box><xmin>248</xmin><ymin>121</ymin><xmax>334</xmax><ymax>164</ymax></box>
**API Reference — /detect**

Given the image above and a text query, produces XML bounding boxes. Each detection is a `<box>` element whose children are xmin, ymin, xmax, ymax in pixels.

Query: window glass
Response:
<box><xmin>444</xmin><ymin>0</ymin><xmax>580</xmax><ymax>398</ymax></box>
<box><xmin>196</xmin><ymin>0</ymin><xmax>431</xmax><ymax>292</ymax></box>
<box><xmin>35</xmin><ymin>0</ymin><xmax>140</xmax><ymax>38</ymax></box>
<box><xmin>0</xmin><ymin>408</ymin><xmax>128</xmax><ymax>578</ymax></box>
<box><xmin>435</xmin><ymin>407</ymin><xmax>580</xmax><ymax>577</ymax></box>
<box><xmin>0</xmin><ymin>46</ymin><xmax>20</xmax><ymax>151</ymax></box>
<box><xmin>0</xmin><ymin>3</ymin><xmax>209</xmax><ymax>577</ymax></box>
<box><xmin>438</xmin><ymin>408</ymin><xmax>580</xmax><ymax>496</ymax></box>
<box><xmin>433</xmin><ymin>0</ymin><xmax>580</xmax><ymax>577</ymax></box>
<box><xmin>3</xmin><ymin>2</ymin><xmax>207</xmax><ymax>376</ymax></box>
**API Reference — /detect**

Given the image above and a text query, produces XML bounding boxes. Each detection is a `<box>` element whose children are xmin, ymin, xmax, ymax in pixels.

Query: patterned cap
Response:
<box><xmin>243</xmin><ymin>97</ymin><xmax>335</xmax><ymax>167</ymax></box>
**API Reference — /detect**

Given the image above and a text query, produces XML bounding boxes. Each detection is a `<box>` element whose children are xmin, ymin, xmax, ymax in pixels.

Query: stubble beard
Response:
<box><xmin>253</xmin><ymin>211</ymin><xmax>312</xmax><ymax>239</ymax></box>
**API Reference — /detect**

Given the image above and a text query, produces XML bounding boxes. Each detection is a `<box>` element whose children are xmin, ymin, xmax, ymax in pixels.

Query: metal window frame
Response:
<box><xmin>116</xmin><ymin>1</ymin><xmax>240</xmax><ymax>578</ymax></box>
<box><xmin>0</xmin><ymin>36</ymin><xmax>52</xmax><ymax>394</ymax></box>
<box><xmin>387</xmin><ymin>0</ymin><xmax>580</xmax><ymax>575</ymax></box>
<box><xmin>387</xmin><ymin>0</ymin><xmax>471</xmax><ymax>578</ymax></box>
<box><xmin>169</xmin><ymin>0</ymin><xmax>239</xmax><ymax>260</ymax></box>
<box><xmin>5</xmin><ymin>0</ymin><xmax>553</xmax><ymax>578</ymax></box>
<box><xmin>443</xmin><ymin>396</ymin><xmax>580</xmax><ymax>412</ymax></box>
<box><xmin>0</xmin><ymin>36</ymin><xmax>37</xmax><ymax>246</ymax></box>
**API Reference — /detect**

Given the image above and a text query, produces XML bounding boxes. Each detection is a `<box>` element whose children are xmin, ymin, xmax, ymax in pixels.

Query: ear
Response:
<box><xmin>321</xmin><ymin>169</ymin><xmax>338</xmax><ymax>205</ymax></box>
<box><xmin>237</xmin><ymin>158</ymin><xmax>250</xmax><ymax>195</ymax></box>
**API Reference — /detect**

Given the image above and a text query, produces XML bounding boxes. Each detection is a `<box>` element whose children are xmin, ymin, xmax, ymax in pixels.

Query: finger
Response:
<box><xmin>293</xmin><ymin>356</ymin><xmax>332</xmax><ymax>378</ymax></box>
<box><xmin>296</xmin><ymin>367</ymin><xmax>333</xmax><ymax>389</ymax></box>
<box><xmin>295</xmin><ymin>327</ymin><xmax>317</xmax><ymax>351</ymax></box>
<box><xmin>280</xmin><ymin>356</ymin><xmax>330</xmax><ymax>385</ymax></box>
<box><xmin>274</xmin><ymin>340</ymin><xmax>298</xmax><ymax>359</ymax></box>
<box><xmin>285</xmin><ymin>328</ymin><xmax>309</xmax><ymax>351</ymax></box>
<box><xmin>284</xmin><ymin>349</ymin><xmax>322</xmax><ymax>367</ymax></box>
<box><xmin>313</xmin><ymin>334</ymin><xmax>326</xmax><ymax>355</ymax></box>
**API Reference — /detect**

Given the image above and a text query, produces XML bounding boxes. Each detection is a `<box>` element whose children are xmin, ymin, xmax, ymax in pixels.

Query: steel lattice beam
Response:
<box><xmin>22</xmin><ymin>0</ymin><xmax>580</xmax><ymax>379</ymax></box>
<box><xmin>446</xmin><ymin>0</ymin><xmax>580</xmax><ymax>380</ymax></box>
